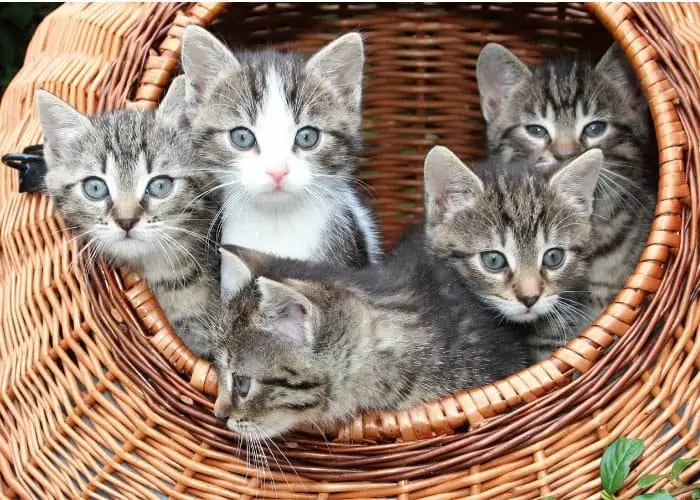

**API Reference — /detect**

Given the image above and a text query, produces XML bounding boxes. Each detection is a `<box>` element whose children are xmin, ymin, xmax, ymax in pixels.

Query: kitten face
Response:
<box><xmin>36</xmin><ymin>79</ymin><xmax>213</xmax><ymax>272</ymax></box>
<box><xmin>476</xmin><ymin>43</ymin><xmax>651</xmax><ymax>173</ymax></box>
<box><xmin>213</xmin><ymin>256</ymin><xmax>353</xmax><ymax>438</ymax></box>
<box><xmin>181</xmin><ymin>27</ymin><xmax>363</xmax><ymax>209</ymax></box>
<box><xmin>424</xmin><ymin>147</ymin><xmax>602</xmax><ymax>323</ymax></box>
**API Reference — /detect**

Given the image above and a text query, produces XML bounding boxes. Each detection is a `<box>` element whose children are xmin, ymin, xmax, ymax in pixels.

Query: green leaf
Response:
<box><xmin>691</xmin><ymin>489</ymin><xmax>700</xmax><ymax>500</ymax></box>
<box><xmin>538</xmin><ymin>496</ymin><xmax>555</xmax><ymax>500</ymax></box>
<box><xmin>638</xmin><ymin>474</ymin><xmax>667</xmax><ymax>488</ymax></box>
<box><xmin>632</xmin><ymin>491</ymin><xmax>674</xmax><ymax>500</ymax></box>
<box><xmin>600</xmin><ymin>438</ymin><xmax>645</xmax><ymax>494</ymax></box>
<box><xmin>601</xmin><ymin>491</ymin><xmax>617</xmax><ymax>500</ymax></box>
<box><xmin>671</xmin><ymin>457</ymin><xmax>700</xmax><ymax>480</ymax></box>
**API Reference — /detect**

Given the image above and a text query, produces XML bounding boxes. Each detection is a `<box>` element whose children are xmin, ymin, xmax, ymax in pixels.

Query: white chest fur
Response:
<box><xmin>220</xmin><ymin>202</ymin><xmax>332</xmax><ymax>297</ymax></box>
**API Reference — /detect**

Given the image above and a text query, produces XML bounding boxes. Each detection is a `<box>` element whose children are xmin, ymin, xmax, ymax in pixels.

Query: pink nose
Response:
<box><xmin>266</xmin><ymin>166</ymin><xmax>289</xmax><ymax>186</ymax></box>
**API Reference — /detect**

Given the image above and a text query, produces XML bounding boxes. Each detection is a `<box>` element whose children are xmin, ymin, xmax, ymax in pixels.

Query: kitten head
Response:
<box><xmin>424</xmin><ymin>146</ymin><xmax>601</xmax><ymax>323</ymax></box>
<box><xmin>213</xmin><ymin>250</ymin><xmax>362</xmax><ymax>438</ymax></box>
<box><xmin>476</xmin><ymin>43</ymin><xmax>650</xmax><ymax>172</ymax></box>
<box><xmin>36</xmin><ymin>77</ymin><xmax>214</xmax><ymax>273</ymax></box>
<box><xmin>181</xmin><ymin>27</ymin><xmax>364</xmax><ymax>209</ymax></box>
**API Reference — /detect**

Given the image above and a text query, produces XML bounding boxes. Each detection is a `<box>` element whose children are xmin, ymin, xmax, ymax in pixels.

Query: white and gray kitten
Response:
<box><xmin>476</xmin><ymin>43</ymin><xmax>657</xmax><ymax>318</ymax></box>
<box><xmin>179</xmin><ymin>27</ymin><xmax>381</xmax><ymax>301</ymax></box>
<box><xmin>36</xmin><ymin>78</ymin><xmax>220</xmax><ymax>359</ymax></box>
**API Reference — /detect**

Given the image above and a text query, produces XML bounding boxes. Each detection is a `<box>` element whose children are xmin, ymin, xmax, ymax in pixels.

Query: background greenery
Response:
<box><xmin>0</xmin><ymin>3</ymin><xmax>56</xmax><ymax>95</ymax></box>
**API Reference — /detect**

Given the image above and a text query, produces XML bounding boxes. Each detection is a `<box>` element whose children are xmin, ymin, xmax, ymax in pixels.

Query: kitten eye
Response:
<box><xmin>82</xmin><ymin>177</ymin><xmax>109</xmax><ymax>201</ymax></box>
<box><xmin>232</xmin><ymin>375</ymin><xmax>251</xmax><ymax>398</ymax></box>
<box><xmin>230</xmin><ymin>127</ymin><xmax>256</xmax><ymax>150</ymax></box>
<box><xmin>480</xmin><ymin>251</ymin><xmax>508</xmax><ymax>272</ymax></box>
<box><xmin>524</xmin><ymin>125</ymin><xmax>549</xmax><ymax>139</ymax></box>
<box><xmin>294</xmin><ymin>126</ymin><xmax>320</xmax><ymax>150</ymax></box>
<box><xmin>542</xmin><ymin>248</ymin><xmax>565</xmax><ymax>269</ymax></box>
<box><xmin>450</xmin><ymin>250</ymin><xmax>468</xmax><ymax>259</ymax></box>
<box><xmin>146</xmin><ymin>176</ymin><xmax>174</xmax><ymax>198</ymax></box>
<box><xmin>582</xmin><ymin>121</ymin><xmax>607</xmax><ymax>139</ymax></box>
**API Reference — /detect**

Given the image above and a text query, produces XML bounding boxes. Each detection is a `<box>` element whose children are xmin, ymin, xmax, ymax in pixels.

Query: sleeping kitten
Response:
<box><xmin>476</xmin><ymin>43</ymin><xmax>656</xmax><ymax>316</ymax></box>
<box><xmin>424</xmin><ymin>147</ymin><xmax>602</xmax><ymax>361</ymax></box>
<box><xmin>207</xmin><ymin>146</ymin><xmax>538</xmax><ymax>438</ymax></box>
<box><xmin>179</xmin><ymin>27</ymin><xmax>381</xmax><ymax>300</ymax></box>
<box><xmin>36</xmin><ymin>77</ymin><xmax>220</xmax><ymax>359</ymax></box>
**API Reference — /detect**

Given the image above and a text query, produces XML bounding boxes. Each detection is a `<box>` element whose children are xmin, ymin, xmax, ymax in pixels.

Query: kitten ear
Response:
<box><xmin>36</xmin><ymin>90</ymin><xmax>91</xmax><ymax>157</ymax></box>
<box><xmin>306</xmin><ymin>32</ymin><xmax>364</xmax><ymax>111</ymax></box>
<box><xmin>476</xmin><ymin>43</ymin><xmax>531</xmax><ymax>122</ymax></box>
<box><xmin>256</xmin><ymin>277</ymin><xmax>316</xmax><ymax>345</ymax></box>
<box><xmin>424</xmin><ymin>146</ymin><xmax>484</xmax><ymax>223</ymax></box>
<box><xmin>596</xmin><ymin>43</ymin><xmax>644</xmax><ymax>105</ymax></box>
<box><xmin>549</xmin><ymin>148</ymin><xmax>603</xmax><ymax>213</ymax></box>
<box><xmin>219</xmin><ymin>247</ymin><xmax>253</xmax><ymax>303</ymax></box>
<box><xmin>156</xmin><ymin>75</ymin><xmax>187</xmax><ymax>127</ymax></box>
<box><xmin>181</xmin><ymin>25</ymin><xmax>239</xmax><ymax>102</ymax></box>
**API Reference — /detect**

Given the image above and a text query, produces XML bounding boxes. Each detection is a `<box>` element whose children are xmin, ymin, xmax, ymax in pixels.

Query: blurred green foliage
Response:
<box><xmin>0</xmin><ymin>3</ymin><xmax>56</xmax><ymax>94</ymax></box>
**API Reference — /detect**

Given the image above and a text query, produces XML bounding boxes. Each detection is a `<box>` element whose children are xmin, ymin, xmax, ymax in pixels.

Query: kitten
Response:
<box><xmin>424</xmin><ymin>147</ymin><xmax>602</xmax><ymax>361</ymax></box>
<box><xmin>36</xmin><ymin>77</ymin><xmax>220</xmax><ymax>359</ymax></box>
<box><xmin>476</xmin><ymin>43</ymin><xmax>657</xmax><ymax>316</ymax></box>
<box><xmin>208</xmin><ymin>153</ymin><xmax>534</xmax><ymax>439</ymax></box>
<box><xmin>179</xmin><ymin>27</ymin><xmax>381</xmax><ymax>300</ymax></box>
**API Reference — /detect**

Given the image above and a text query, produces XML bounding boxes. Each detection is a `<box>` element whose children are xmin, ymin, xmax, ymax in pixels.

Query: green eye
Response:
<box><xmin>480</xmin><ymin>251</ymin><xmax>508</xmax><ymax>272</ymax></box>
<box><xmin>230</xmin><ymin>127</ymin><xmax>256</xmax><ymax>150</ymax></box>
<box><xmin>294</xmin><ymin>126</ymin><xmax>320</xmax><ymax>149</ymax></box>
<box><xmin>82</xmin><ymin>177</ymin><xmax>109</xmax><ymax>201</ymax></box>
<box><xmin>542</xmin><ymin>247</ymin><xmax>565</xmax><ymax>269</ymax></box>
<box><xmin>525</xmin><ymin>125</ymin><xmax>549</xmax><ymax>139</ymax></box>
<box><xmin>146</xmin><ymin>176</ymin><xmax>174</xmax><ymax>198</ymax></box>
<box><xmin>233</xmin><ymin>375</ymin><xmax>251</xmax><ymax>397</ymax></box>
<box><xmin>582</xmin><ymin>121</ymin><xmax>607</xmax><ymax>139</ymax></box>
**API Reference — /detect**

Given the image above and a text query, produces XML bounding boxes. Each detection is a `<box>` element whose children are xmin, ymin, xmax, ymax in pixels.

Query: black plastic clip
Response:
<box><xmin>1</xmin><ymin>144</ymin><xmax>46</xmax><ymax>193</ymax></box>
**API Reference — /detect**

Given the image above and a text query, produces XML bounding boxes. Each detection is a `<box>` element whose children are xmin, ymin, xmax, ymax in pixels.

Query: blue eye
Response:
<box><xmin>294</xmin><ymin>126</ymin><xmax>320</xmax><ymax>149</ymax></box>
<box><xmin>542</xmin><ymin>247</ymin><xmax>565</xmax><ymax>269</ymax></box>
<box><xmin>146</xmin><ymin>176</ymin><xmax>174</xmax><ymax>198</ymax></box>
<box><xmin>480</xmin><ymin>251</ymin><xmax>508</xmax><ymax>272</ymax></box>
<box><xmin>230</xmin><ymin>127</ymin><xmax>256</xmax><ymax>150</ymax></box>
<box><xmin>582</xmin><ymin>121</ymin><xmax>607</xmax><ymax>139</ymax></box>
<box><xmin>82</xmin><ymin>177</ymin><xmax>109</xmax><ymax>201</ymax></box>
<box><xmin>233</xmin><ymin>375</ymin><xmax>251</xmax><ymax>397</ymax></box>
<box><xmin>525</xmin><ymin>125</ymin><xmax>549</xmax><ymax>139</ymax></box>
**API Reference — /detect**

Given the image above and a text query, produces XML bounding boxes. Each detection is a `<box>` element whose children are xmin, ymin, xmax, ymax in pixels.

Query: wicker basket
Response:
<box><xmin>1</xmin><ymin>2</ymin><xmax>698</xmax><ymax>498</ymax></box>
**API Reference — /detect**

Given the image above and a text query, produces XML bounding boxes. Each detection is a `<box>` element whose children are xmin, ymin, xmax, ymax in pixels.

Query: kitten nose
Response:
<box><xmin>517</xmin><ymin>293</ymin><xmax>540</xmax><ymax>308</ymax></box>
<box><xmin>266</xmin><ymin>165</ymin><xmax>290</xmax><ymax>186</ymax></box>
<box><xmin>115</xmin><ymin>218</ymin><xmax>139</xmax><ymax>232</ymax></box>
<box><xmin>552</xmin><ymin>139</ymin><xmax>579</xmax><ymax>159</ymax></box>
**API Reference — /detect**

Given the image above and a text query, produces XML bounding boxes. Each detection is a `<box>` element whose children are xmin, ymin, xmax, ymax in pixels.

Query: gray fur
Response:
<box><xmin>476</xmin><ymin>43</ymin><xmax>657</xmax><ymax>322</ymax></box>
<box><xmin>424</xmin><ymin>147</ymin><xmax>601</xmax><ymax>361</ymax></box>
<box><xmin>180</xmin><ymin>27</ymin><xmax>380</xmax><ymax>286</ymax></box>
<box><xmin>36</xmin><ymin>85</ymin><xmax>220</xmax><ymax>359</ymax></box>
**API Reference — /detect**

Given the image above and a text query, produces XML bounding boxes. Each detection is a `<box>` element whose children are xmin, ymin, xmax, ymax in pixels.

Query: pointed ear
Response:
<box><xmin>596</xmin><ymin>43</ymin><xmax>644</xmax><ymax>105</ymax></box>
<box><xmin>549</xmin><ymin>148</ymin><xmax>603</xmax><ymax>214</ymax></box>
<box><xmin>306</xmin><ymin>32</ymin><xmax>364</xmax><ymax>111</ymax></box>
<box><xmin>476</xmin><ymin>43</ymin><xmax>531</xmax><ymax>122</ymax></box>
<box><xmin>156</xmin><ymin>75</ymin><xmax>187</xmax><ymax>128</ymax></box>
<box><xmin>256</xmin><ymin>277</ymin><xmax>316</xmax><ymax>344</ymax></box>
<box><xmin>181</xmin><ymin>25</ymin><xmax>239</xmax><ymax>102</ymax></box>
<box><xmin>423</xmin><ymin>146</ymin><xmax>484</xmax><ymax>224</ymax></box>
<box><xmin>36</xmin><ymin>90</ymin><xmax>91</xmax><ymax>158</ymax></box>
<box><xmin>219</xmin><ymin>247</ymin><xmax>253</xmax><ymax>303</ymax></box>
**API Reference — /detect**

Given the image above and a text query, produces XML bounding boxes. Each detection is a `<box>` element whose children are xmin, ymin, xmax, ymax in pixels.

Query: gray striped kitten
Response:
<box><xmin>36</xmin><ymin>78</ymin><xmax>220</xmax><ymax>359</ymax></box>
<box><xmin>424</xmin><ymin>147</ymin><xmax>602</xmax><ymax>361</ymax></box>
<box><xmin>179</xmin><ymin>27</ymin><xmax>381</xmax><ymax>301</ymax></box>
<box><xmin>208</xmin><ymin>151</ymin><xmax>535</xmax><ymax>438</ymax></box>
<box><xmin>476</xmin><ymin>43</ymin><xmax>657</xmax><ymax>317</ymax></box>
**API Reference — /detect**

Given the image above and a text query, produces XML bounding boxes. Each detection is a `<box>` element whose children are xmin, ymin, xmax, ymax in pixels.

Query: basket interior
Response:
<box><xmin>208</xmin><ymin>2</ymin><xmax>630</xmax><ymax>247</ymax></box>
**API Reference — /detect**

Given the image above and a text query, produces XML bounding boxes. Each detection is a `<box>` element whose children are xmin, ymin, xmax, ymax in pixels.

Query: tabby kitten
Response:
<box><xmin>424</xmin><ymin>147</ymin><xmax>602</xmax><ymax>361</ymax></box>
<box><xmin>476</xmin><ymin>43</ymin><xmax>657</xmax><ymax>316</ymax></box>
<box><xmin>36</xmin><ymin>77</ymin><xmax>219</xmax><ymax>359</ymax></box>
<box><xmin>208</xmin><ymin>152</ymin><xmax>536</xmax><ymax>438</ymax></box>
<box><xmin>179</xmin><ymin>27</ymin><xmax>381</xmax><ymax>300</ymax></box>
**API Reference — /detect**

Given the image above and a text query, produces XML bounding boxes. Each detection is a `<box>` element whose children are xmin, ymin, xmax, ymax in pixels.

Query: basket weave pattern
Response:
<box><xmin>0</xmin><ymin>2</ymin><xmax>698</xmax><ymax>498</ymax></box>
